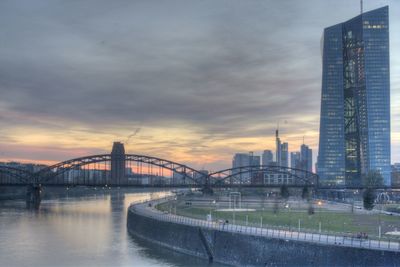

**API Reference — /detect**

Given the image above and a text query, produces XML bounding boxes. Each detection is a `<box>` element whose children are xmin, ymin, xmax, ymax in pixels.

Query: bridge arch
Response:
<box><xmin>208</xmin><ymin>165</ymin><xmax>319</xmax><ymax>187</ymax></box>
<box><xmin>0</xmin><ymin>165</ymin><xmax>33</xmax><ymax>184</ymax></box>
<box><xmin>35</xmin><ymin>154</ymin><xmax>207</xmax><ymax>186</ymax></box>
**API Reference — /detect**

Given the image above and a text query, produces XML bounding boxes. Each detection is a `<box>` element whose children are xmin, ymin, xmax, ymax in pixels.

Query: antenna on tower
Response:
<box><xmin>360</xmin><ymin>0</ymin><xmax>363</xmax><ymax>14</ymax></box>
<box><xmin>276</xmin><ymin>121</ymin><xmax>280</xmax><ymax>138</ymax></box>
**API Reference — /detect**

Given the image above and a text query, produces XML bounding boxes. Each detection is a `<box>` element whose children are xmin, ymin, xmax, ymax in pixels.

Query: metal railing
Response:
<box><xmin>129</xmin><ymin>197</ymin><xmax>400</xmax><ymax>252</ymax></box>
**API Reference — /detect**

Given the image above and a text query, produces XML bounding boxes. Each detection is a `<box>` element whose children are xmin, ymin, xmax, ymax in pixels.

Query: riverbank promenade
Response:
<box><xmin>130</xmin><ymin>197</ymin><xmax>400</xmax><ymax>253</ymax></box>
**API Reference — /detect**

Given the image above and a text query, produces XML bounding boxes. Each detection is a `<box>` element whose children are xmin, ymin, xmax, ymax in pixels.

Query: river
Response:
<box><xmin>0</xmin><ymin>189</ymin><xmax>226</xmax><ymax>267</ymax></box>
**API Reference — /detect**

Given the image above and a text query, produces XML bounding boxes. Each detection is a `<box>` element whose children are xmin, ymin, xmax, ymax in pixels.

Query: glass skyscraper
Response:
<box><xmin>318</xmin><ymin>6</ymin><xmax>390</xmax><ymax>186</ymax></box>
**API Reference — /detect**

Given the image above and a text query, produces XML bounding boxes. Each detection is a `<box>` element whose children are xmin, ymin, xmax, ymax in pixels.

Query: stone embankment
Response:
<box><xmin>127</xmin><ymin>197</ymin><xmax>400</xmax><ymax>266</ymax></box>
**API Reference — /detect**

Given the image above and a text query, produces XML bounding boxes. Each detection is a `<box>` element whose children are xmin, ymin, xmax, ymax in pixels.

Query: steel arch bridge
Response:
<box><xmin>207</xmin><ymin>165</ymin><xmax>319</xmax><ymax>188</ymax></box>
<box><xmin>0</xmin><ymin>165</ymin><xmax>33</xmax><ymax>185</ymax></box>
<box><xmin>33</xmin><ymin>154</ymin><xmax>207</xmax><ymax>186</ymax></box>
<box><xmin>1</xmin><ymin>156</ymin><xmax>319</xmax><ymax>188</ymax></box>
<box><xmin>1</xmin><ymin>157</ymin><xmax>320</xmax><ymax>209</ymax></box>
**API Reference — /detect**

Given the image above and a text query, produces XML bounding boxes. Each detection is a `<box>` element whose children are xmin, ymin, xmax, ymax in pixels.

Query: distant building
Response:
<box><xmin>232</xmin><ymin>153</ymin><xmax>250</xmax><ymax>169</ymax></box>
<box><xmin>300</xmin><ymin>144</ymin><xmax>312</xmax><ymax>173</ymax></box>
<box><xmin>275</xmin><ymin>129</ymin><xmax>289</xmax><ymax>167</ymax></box>
<box><xmin>111</xmin><ymin>142</ymin><xmax>126</xmax><ymax>185</ymax></box>
<box><xmin>173</xmin><ymin>171</ymin><xmax>185</xmax><ymax>184</ymax></box>
<box><xmin>232</xmin><ymin>153</ymin><xmax>260</xmax><ymax>168</ymax></box>
<box><xmin>262</xmin><ymin>150</ymin><xmax>273</xmax><ymax>166</ymax></box>
<box><xmin>275</xmin><ymin>129</ymin><xmax>281</xmax><ymax>165</ymax></box>
<box><xmin>250</xmin><ymin>153</ymin><xmax>261</xmax><ymax>167</ymax></box>
<box><xmin>290</xmin><ymin>152</ymin><xmax>301</xmax><ymax>169</ymax></box>
<box><xmin>232</xmin><ymin>152</ymin><xmax>260</xmax><ymax>183</ymax></box>
<box><xmin>232</xmin><ymin>153</ymin><xmax>251</xmax><ymax>183</ymax></box>
<box><xmin>391</xmin><ymin>164</ymin><xmax>400</xmax><ymax>187</ymax></box>
<box><xmin>281</xmin><ymin>143</ymin><xmax>289</xmax><ymax>168</ymax></box>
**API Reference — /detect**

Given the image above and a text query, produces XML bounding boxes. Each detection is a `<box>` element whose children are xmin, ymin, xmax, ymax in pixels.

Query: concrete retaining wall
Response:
<box><xmin>127</xmin><ymin>206</ymin><xmax>400</xmax><ymax>266</ymax></box>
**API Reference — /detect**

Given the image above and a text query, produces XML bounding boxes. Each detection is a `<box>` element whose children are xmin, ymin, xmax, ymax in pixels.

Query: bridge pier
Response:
<box><xmin>201</xmin><ymin>185</ymin><xmax>214</xmax><ymax>195</ymax></box>
<box><xmin>201</xmin><ymin>176</ymin><xmax>214</xmax><ymax>195</ymax></box>
<box><xmin>26</xmin><ymin>184</ymin><xmax>42</xmax><ymax>209</ymax></box>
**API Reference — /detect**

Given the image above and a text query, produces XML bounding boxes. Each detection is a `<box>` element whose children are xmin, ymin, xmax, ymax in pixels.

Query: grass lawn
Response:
<box><xmin>156</xmin><ymin>201</ymin><xmax>400</xmax><ymax>240</ymax></box>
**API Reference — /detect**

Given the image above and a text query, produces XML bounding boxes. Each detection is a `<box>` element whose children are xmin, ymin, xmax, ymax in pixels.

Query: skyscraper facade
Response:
<box><xmin>318</xmin><ymin>6</ymin><xmax>390</xmax><ymax>186</ymax></box>
<box><xmin>275</xmin><ymin>129</ymin><xmax>281</xmax><ymax>165</ymax></box>
<box><xmin>232</xmin><ymin>152</ymin><xmax>260</xmax><ymax>183</ymax></box>
<box><xmin>275</xmin><ymin>129</ymin><xmax>289</xmax><ymax>167</ymax></box>
<box><xmin>300</xmin><ymin>144</ymin><xmax>313</xmax><ymax>173</ymax></box>
<box><xmin>290</xmin><ymin>152</ymin><xmax>301</xmax><ymax>169</ymax></box>
<box><xmin>281</xmin><ymin>143</ymin><xmax>289</xmax><ymax>168</ymax></box>
<box><xmin>262</xmin><ymin>150</ymin><xmax>274</xmax><ymax>166</ymax></box>
<box><xmin>111</xmin><ymin>141</ymin><xmax>126</xmax><ymax>185</ymax></box>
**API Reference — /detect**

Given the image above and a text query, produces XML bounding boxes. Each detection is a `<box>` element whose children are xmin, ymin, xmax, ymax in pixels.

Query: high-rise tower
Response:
<box><xmin>111</xmin><ymin>142</ymin><xmax>126</xmax><ymax>185</ymax></box>
<box><xmin>318</xmin><ymin>6</ymin><xmax>390</xmax><ymax>186</ymax></box>
<box><xmin>275</xmin><ymin>129</ymin><xmax>281</xmax><ymax>165</ymax></box>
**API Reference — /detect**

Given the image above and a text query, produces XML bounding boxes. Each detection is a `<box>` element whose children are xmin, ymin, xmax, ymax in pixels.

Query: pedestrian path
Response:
<box><xmin>130</xmin><ymin>197</ymin><xmax>400</xmax><ymax>253</ymax></box>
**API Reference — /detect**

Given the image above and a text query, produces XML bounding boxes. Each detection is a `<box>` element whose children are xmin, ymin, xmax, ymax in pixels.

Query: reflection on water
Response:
<box><xmin>0</xmin><ymin>189</ymin><xmax>225</xmax><ymax>267</ymax></box>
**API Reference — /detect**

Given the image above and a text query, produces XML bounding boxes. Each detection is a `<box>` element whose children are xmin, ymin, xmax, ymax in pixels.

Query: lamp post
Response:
<box><xmin>285</xmin><ymin>203</ymin><xmax>291</xmax><ymax>231</ymax></box>
<box><xmin>298</xmin><ymin>219</ymin><xmax>301</xmax><ymax>232</ymax></box>
<box><xmin>210</xmin><ymin>200</ymin><xmax>216</xmax><ymax>218</ymax></box>
<box><xmin>377</xmin><ymin>192</ymin><xmax>389</xmax><ymax>239</ymax></box>
<box><xmin>317</xmin><ymin>200</ymin><xmax>322</xmax><ymax>233</ymax></box>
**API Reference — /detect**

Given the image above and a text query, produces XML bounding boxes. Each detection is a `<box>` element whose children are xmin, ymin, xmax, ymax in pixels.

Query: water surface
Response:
<box><xmin>0</xmin><ymin>189</ymin><xmax>225</xmax><ymax>267</ymax></box>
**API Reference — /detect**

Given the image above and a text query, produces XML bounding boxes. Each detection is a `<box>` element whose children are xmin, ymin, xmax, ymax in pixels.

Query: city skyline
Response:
<box><xmin>1</xmin><ymin>1</ymin><xmax>399</xmax><ymax>172</ymax></box>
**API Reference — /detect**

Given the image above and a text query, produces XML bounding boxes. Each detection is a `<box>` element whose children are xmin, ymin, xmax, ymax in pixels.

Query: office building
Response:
<box><xmin>300</xmin><ymin>144</ymin><xmax>313</xmax><ymax>173</ymax></box>
<box><xmin>318</xmin><ymin>6</ymin><xmax>390</xmax><ymax>186</ymax></box>
<box><xmin>281</xmin><ymin>143</ymin><xmax>289</xmax><ymax>168</ymax></box>
<box><xmin>275</xmin><ymin>129</ymin><xmax>281</xmax><ymax>165</ymax></box>
<box><xmin>232</xmin><ymin>152</ymin><xmax>260</xmax><ymax>183</ymax></box>
<box><xmin>275</xmin><ymin>129</ymin><xmax>289</xmax><ymax>167</ymax></box>
<box><xmin>391</xmin><ymin>164</ymin><xmax>400</xmax><ymax>187</ymax></box>
<box><xmin>111</xmin><ymin>141</ymin><xmax>126</xmax><ymax>185</ymax></box>
<box><xmin>262</xmin><ymin>150</ymin><xmax>274</xmax><ymax>166</ymax></box>
<box><xmin>290</xmin><ymin>152</ymin><xmax>301</xmax><ymax>169</ymax></box>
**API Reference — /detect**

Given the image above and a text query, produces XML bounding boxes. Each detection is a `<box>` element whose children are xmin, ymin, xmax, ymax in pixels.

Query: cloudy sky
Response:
<box><xmin>0</xmin><ymin>0</ymin><xmax>399</xmax><ymax>171</ymax></box>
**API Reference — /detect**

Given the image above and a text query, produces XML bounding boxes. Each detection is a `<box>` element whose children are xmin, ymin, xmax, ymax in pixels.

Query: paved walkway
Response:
<box><xmin>130</xmin><ymin>197</ymin><xmax>400</xmax><ymax>253</ymax></box>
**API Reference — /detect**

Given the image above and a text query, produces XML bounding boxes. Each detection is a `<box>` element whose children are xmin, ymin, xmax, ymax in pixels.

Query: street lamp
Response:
<box><xmin>210</xmin><ymin>200</ymin><xmax>216</xmax><ymax>218</ymax></box>
<box><xmin>285</xmin><ymin>203</ymin><xmax>291</xmax><ymax>230</ymax></box>
<box><xmin>317</xmin><ymin>200</ymin><xmax>322</xmax><ymax>233</ymax></box>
